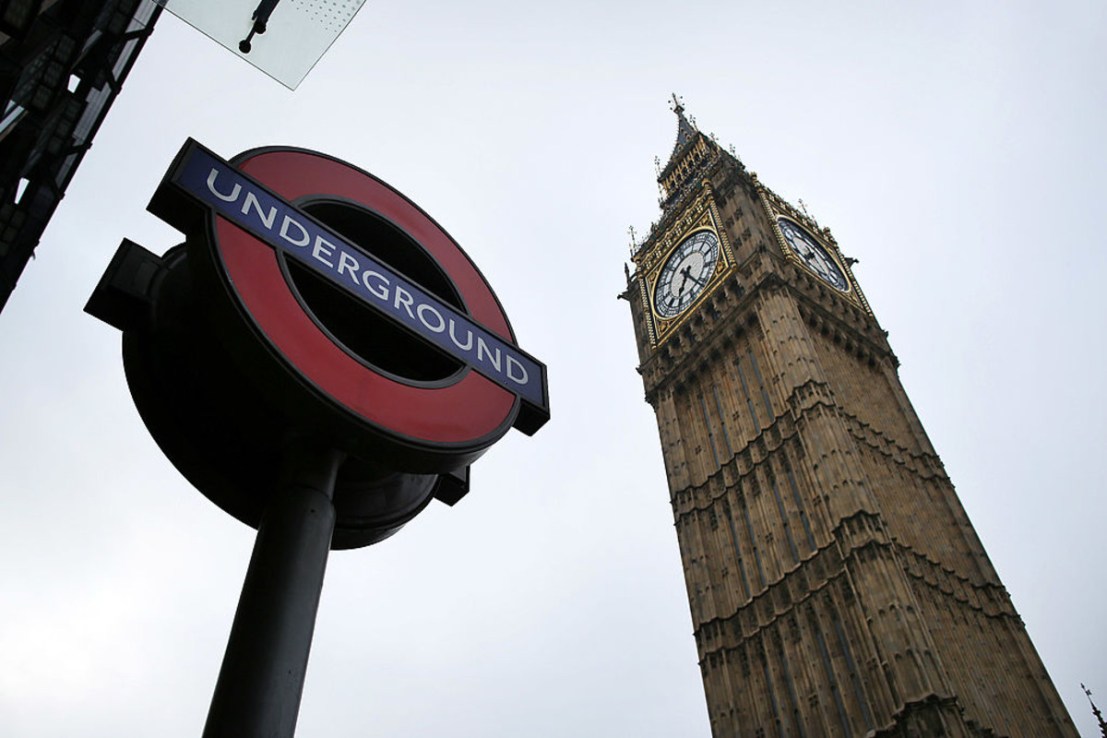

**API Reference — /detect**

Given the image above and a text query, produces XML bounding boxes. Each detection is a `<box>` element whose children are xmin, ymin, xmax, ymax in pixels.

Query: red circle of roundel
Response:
<box><xmin>212</xmin><ymin>148</ymin><xmax>517</xmax><ymax>446</ymax></box>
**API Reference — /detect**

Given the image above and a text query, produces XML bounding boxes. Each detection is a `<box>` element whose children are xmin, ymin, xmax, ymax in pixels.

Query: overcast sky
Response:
<box><xmin>1</xmin><ymin>2</ymin><xmax>1105</xmax><ymax>736</ymax></box>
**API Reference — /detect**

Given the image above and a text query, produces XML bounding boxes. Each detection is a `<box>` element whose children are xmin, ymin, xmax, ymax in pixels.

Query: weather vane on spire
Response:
<box><xmin>670</xmin><ymin>93</ymin><xmax>685</xmax><ymax>115</ymax></box>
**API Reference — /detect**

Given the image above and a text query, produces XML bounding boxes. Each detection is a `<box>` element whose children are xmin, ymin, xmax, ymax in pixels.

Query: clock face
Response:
<box><xmin>653</xmin><ymin>230</ymin><xmax>720</xmax><ymax>319</ymax></box>
<box><xmin>778</xmin><ymin>219</ymin><xmax>849</xmax><ymax>292</ymax></box>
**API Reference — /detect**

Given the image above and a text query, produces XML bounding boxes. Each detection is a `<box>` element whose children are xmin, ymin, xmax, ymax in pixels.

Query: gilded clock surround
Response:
<box><xmin>775</xmin><ymin>216</ymin><xmax>849</xmax><ymax>291</ymax></box>
<box><xmin>635</xmin><ymin>191</ymin><xmax>735</xmax><ymax>347</ymax></box>
<box><xmin>754</xmin><ymin>177</ymin><xmax>873</xmax><ymax>314</ymax></box>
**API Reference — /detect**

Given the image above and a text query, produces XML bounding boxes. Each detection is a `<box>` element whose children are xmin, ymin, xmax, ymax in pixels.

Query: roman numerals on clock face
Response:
<box><xmin>653</xmin><ymin>230</ymin><xmax>720</xmax><ymax>319</ymax></box>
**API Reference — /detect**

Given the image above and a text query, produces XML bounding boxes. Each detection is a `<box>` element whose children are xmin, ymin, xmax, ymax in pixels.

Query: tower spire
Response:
<box><xmin>667</xmin><ymin>93</ymin><xmax>698</xmax><ymax>157</ymax></box>
<box><xmin>1083</xmin><ymin>684</ymin><xmax>1107</xmax><ymax>737</ymax></box>
<box><xmin>670</xmin><ymin>92</ymin><xmax>685</xmax><ymax>116</ymax></box>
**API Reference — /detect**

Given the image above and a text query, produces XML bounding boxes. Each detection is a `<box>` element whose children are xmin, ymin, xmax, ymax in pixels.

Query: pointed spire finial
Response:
<box><xmin>1083</xmin><ymin>684</ymin><xmax>1107</xmax><ymax>737</ymax></box>
<box><xmin>670</xmin><ymin>92</ymin><xmax>685</xmax><ymax>116</ymax></box>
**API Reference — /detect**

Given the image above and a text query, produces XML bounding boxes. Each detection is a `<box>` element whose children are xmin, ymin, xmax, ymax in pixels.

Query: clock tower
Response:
<box><xmin>623</xmin><ymin>100</ymin><xmax>1077</xmax><ymax>737</ymax></box>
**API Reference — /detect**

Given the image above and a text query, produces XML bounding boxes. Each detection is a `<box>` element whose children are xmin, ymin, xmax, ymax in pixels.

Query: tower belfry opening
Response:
<box><xmin>622</xmin><ymin>102</ymin><xmax>1077</xmax><ymax>737</ymax></box>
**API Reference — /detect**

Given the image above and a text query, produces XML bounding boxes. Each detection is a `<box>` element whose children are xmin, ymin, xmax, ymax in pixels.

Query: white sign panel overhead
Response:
<box><xmin>155</xmin><ymin>0</ymin><xmax>367</xmax><ymax>89</ymax></box>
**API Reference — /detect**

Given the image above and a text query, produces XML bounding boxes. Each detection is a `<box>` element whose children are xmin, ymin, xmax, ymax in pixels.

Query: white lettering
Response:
<box><xmin>416</xmin><ymin>303</ymin><xmax>446</xmax><ymax>333</ymax></box>
<box><xmin>448</xmin><ymin>319</ymin><xmax>473</xmax><ymax>351</ymax></box>
<box><xmin>241</xmin><ymin>191</ymin><xmax>276</xmax><ymax>230</ymax></box>
<box><xmin>336</xmin><ymin>251</ymin><xmax>360</xmax><ymax>286</ymax></box>
<box><xmin>506</xmin><ymin>355</ymin><xmax>529</xmax><ymax>385</ymax></box>
<box><xmin>279</xmin><ymin>215</ymin><xmax>310</xmax><ymax>247</ymax></box>
<box><xmin>476</xmin><ymin>337</ymin><xmax>502</xmax><ymax>372</ymax></box>
<box><xmin>312</xmin><ymin>235</ymin><xmax>336</xmax><ymax>268</ymax></box>
<box><xmin>393</xmin><ymin>286</ymin><xmax>416</xmax><ymax>319</ymax></box>
<box><xmin>361</xmin><ymin>270</ymin><xmax>390</xmax><ymax>300</ymax></box>
<box><xmin>206</xmin><ymin>168</ymin><xmax>241</xmax><ymax>203</ymax></box>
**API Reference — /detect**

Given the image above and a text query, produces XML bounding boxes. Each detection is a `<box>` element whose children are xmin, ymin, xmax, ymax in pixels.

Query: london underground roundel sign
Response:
<box><xmin>148</xmin><ymin>139</ymin><xmax>549</xmax><ymax>471</ymax></box>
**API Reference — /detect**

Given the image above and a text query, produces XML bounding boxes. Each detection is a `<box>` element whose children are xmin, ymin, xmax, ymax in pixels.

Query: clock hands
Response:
<box><xmin>806</xmin><ymin>251</ymin><xmax>841</xmax><ymax>284</ymax></box>
<box><xmin>654</xmin><ymin>232</ymin><xmax>721</xmax><ymax>317</ymax></box>
<box><xmin>678</xmin><ymin>264</ymin><xmax>708</xmax><ymax>293</ymax></box>
<box><xmin>677</xmin><ymin>266</ymin><xmax>692</xmax><ymax>296</ymax></box>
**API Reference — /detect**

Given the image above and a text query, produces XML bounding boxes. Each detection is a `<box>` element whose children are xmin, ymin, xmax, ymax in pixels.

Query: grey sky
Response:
<box><xmin>1</xmin><ymin>2</ymin><xmax>1104</xmax><ymax>736</ymax></box>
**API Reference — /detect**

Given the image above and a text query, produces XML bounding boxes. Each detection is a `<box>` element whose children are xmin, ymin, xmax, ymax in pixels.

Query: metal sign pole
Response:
<box><xmin>202</xmin><ymin>441</ymin><xmax>345</xmax><ymax>738</ymax></box>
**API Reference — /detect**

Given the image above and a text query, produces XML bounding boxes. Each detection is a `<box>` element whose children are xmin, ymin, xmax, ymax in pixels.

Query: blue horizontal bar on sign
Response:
<box><xmin>171</xmin><ymin>144</ymin><xmax>547</xmax><ymax>411</ymax></box>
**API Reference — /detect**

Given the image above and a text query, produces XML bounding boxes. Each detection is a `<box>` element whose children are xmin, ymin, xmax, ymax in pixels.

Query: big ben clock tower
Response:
<box><xmin>623</xmin><ymin>99</ymin><xmax>1078</xmax><ymax>737</ymax></box>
